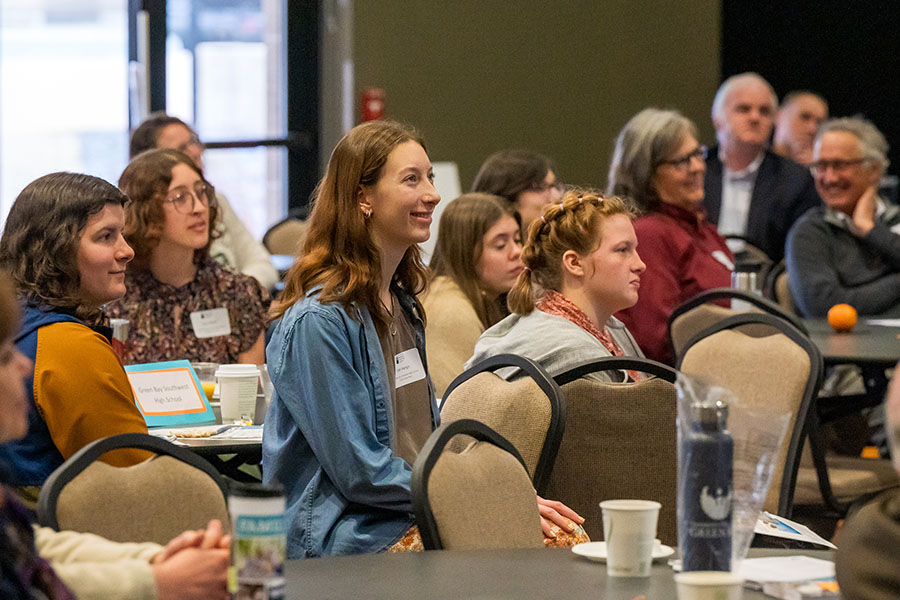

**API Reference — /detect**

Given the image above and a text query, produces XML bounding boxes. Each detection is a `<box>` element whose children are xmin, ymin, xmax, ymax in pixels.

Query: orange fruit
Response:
<box><xmin>827</xmin><ymin>303</ymin><xmax>857</xmax><ymax>332</ymax></box>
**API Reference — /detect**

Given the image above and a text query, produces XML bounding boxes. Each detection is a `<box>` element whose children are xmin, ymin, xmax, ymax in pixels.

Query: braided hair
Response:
<box><xmin>507</xmin><ymin>189</ymin><xmax>636</xmax><ymax>315</ymax></box>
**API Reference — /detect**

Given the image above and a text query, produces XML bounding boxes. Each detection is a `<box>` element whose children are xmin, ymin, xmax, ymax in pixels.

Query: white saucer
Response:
<box><xmin>571</xmin><ymin>541</ymin><xmax>675</xmax><ymax>563</ymax></box>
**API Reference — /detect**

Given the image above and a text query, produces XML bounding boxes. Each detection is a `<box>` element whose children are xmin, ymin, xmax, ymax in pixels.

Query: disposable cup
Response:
<box><xmin>600</xmin><ymin>499</ymin><xmax>661</xmax><ymax>577</ymax></box>
<box><xmin>216</xmin><ymin>364</ymin><xmax>260</xmax><ymax>423</ymax></box>
<box><xmin>191</xmin><ymin>362</ymin><xmax>220</xmax><ymax>402</ymax></box>
<box><xmin>674</xmin><ymin>571</ymin><xmax>744</xmax><ymax>600</ymax></box>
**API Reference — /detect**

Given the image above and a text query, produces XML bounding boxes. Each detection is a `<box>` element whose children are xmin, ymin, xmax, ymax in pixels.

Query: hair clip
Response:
<box><xmin>559</xmin><ymin>202</ymin><xmax>565</xmax><ymax>210</ymax></box>
<box><xmin>540</xmin><ymin>215</ymin><xmax>547</xmax><ymax>225</ymax></box>
<box><xmin>577</xmin><ymin>196</ymin><xmax>584</xmax><ymax>204</ymax></box>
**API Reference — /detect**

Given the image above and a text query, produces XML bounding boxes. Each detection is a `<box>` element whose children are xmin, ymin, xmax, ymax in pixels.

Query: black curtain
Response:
<box><xmin>722</xmin><ymin>0</ymin><xmax>900</xmax><ymax>172</ymax></box>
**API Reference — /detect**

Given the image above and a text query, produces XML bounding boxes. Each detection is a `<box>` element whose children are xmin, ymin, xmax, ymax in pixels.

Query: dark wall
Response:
<box><xmin>355</xmin><ymin>1</ymin><xmax>721</xmax><ymax>192</ymax></box>
<box><xmin>722</xmin><ymin>0</ymin><xmax>900</xmax><ymax>170</ymax></box>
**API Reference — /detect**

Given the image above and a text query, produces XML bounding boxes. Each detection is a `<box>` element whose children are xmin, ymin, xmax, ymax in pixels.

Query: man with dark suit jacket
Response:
<box><xmin>704</xmin><ymin>73</ymin><xmax>820</xmax><ymax>262</ymax></box>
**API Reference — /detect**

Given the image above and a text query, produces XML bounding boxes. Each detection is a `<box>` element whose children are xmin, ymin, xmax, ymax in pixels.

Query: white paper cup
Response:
<box><xmin>600</xmin><ymin>499</ymin><xmax>661</xmax><ymax>577</ymax></box>
<box><xmin>216</xmin><ymin>364</ymin><xmax>260</xmax><ymax>423</ymax></box>
<box><xmin>674</xmin><ymin>571</ymin><xmax>744</xmax><ymax>600</ymax></box>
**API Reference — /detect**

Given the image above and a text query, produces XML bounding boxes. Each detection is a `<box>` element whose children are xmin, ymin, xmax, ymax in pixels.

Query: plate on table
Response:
<box><xmin>571</xmin><ymin>541</ymin><xmax>675</xmax><ymax>563</ymax></box>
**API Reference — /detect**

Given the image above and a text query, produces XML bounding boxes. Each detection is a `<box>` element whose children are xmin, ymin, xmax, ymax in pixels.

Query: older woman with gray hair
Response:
<box><xmin>607</xmin><ymin>108</ymin><xmax>733</xmax><ymax>364</ymax></box>
<box><xmin>786</xmin><ymin>116</ymin><xmax>900</xmax><ymax>317</ymax></box>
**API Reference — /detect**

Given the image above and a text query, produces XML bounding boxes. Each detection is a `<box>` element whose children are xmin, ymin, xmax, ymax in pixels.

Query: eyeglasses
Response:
<box><xmin>657</xmin><ymin>145</ymin><xmax>708</xmax><ymax>171</ymax></box>
<box><xmin>164</xmin><ymin>181</ymin><xmax>216</xmax><ymax>214</ymax></box>
<box><xmin>530</xmin><ymin>180</ymin><xmax>566</xmax><ymax>194</ymax></box>
<box><xmin>176</xmin><ymin>134</ymin><xmax>204</xmax><ymax>154</ymax></box>
<box><xmin>809</xmin><ymin>158</ymin><xmax>867</xmax><ymax>176</ymax></box>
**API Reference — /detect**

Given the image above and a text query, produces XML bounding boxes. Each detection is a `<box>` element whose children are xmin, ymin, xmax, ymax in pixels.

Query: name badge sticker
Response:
<box><xmin>711</xmin><ymin>250</ymin><xmax>735</xmax><ymax>271</ymax></box>
<box><xmin>190</xmin><ymin>307</ymin><xmax>231</xmax><ymax>339</ymax></box>
<box><xmin>394</xmin><ymin>348</ymin><xmax>426</xmax><ymax>388</ymax></box>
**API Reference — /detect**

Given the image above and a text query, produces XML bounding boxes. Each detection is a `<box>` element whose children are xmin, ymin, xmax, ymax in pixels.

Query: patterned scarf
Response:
<box><xmin>536</xmin><ymin>290</ymin><xmax>642</xmax><ymax>382</ymax></box>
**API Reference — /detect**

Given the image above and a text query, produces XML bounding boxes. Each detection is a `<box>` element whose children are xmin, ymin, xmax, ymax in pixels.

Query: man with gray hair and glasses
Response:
<box><xmin>786</xmin><ymin>117</ymin><xmax>900</xmax><ymax>317</ymax></box>
<box><xmin>704</xmin><ymin>73</ymin><xmax>820</xmax><ymax>262</ymax></box>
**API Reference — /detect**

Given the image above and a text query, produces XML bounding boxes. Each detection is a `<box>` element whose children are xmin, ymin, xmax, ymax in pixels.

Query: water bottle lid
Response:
<box><xmin>228</xmin><ymin>481</ymin><xmax>284</xmax><ymax>498</ymax></box>
<box><xmin>693</xmin><ymin>399</ymin><xmax>729</xmax><ymax>429</ymax></box>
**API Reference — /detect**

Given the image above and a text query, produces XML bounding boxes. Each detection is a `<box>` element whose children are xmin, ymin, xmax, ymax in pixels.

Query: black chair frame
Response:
<box><xmin>441</xmin><ymin>353</ymin><xmax>565</xmax><ymax>494</ymax></box>
<box><xmin>763</xmin><ymin>259</ymin><xmax>787</xmax><ymax>303</ymax></box>
<box><xmin>411</xmin><ymin>419</ymin><xmax>528</xmax><ymax>551</ymax></box>
<box><xmin>38</xmin><ymin>432</ymin><xmax>228</xmax><ymax>531</ymax></box>
<box><xmin>553</xmin><ymin>356</ymin><xmax>678</xmax><ymax>386</ymax></box>
<box><xmin>677</xmin><ymin>312</ymin><xmax>824</xmax><ymax>518</ymax></box>
<box><xmin>668</xmin><ymin>288</ymin><xmax>808</xmax><ymax>338</ymax></box>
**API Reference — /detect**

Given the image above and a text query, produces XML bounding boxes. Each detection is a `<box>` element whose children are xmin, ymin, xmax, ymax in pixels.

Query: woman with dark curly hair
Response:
<box><xmin>107</xmin><ymin>149</ymin><xmax>268</xmax><ymax>365</ymax></box>
<box><xmin>0</xmin><ymin>173</ymin><xmax>148</xmax><ymax>490</ymax></box>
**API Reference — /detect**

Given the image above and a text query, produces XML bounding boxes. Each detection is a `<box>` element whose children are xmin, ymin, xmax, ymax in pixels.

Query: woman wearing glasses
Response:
<box><xmin>471</xmin><ymin>149</ymin><xmax>564</xmax><ymax>231</ymax></box>
<box><xmin>108</xmin><ymin>149</ymin><xmax>268</xmax><ymax>365</ymax></box>
<box><xmin>607</xmin><ymin>108</ymin><xmax>733</xmax><ymax>365</ymax></box>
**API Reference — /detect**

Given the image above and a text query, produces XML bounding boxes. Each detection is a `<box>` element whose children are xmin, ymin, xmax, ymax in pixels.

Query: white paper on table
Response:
<box><xmin>754</xmin><ymin>512</ymin><xmax>837</xmax><ymax>549</ymax></box>
<box><xmin>738</xmin><ymin>556</ymin><xmax>834</xmax><ymax>584</ymax></box>
<box><xmin>865</xmin><ymin>318</ymin><xmax>900</xmax><ymax>327</ymax></box>
<box><xmin>214</xmin><ymin>426</ymin><xmax>263</xmax><ymax>440</ymax></box>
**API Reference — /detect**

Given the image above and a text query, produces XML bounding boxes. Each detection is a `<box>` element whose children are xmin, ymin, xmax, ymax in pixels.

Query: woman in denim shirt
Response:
<box><xmin>263</xmin><ymin>120</ymin><xmax>583</xmax><ymax>559</ymax></box>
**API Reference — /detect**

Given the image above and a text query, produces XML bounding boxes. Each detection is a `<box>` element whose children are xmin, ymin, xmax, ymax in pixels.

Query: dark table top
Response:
<box><xmin>285</xmin><ymin>547</ymin><xmax>833</xmax><ymax>600</ymax></box>
<box><xmin>802</xmin><ymin>318</ymin><xmax>900</xmax><ymax>367</ymax></box>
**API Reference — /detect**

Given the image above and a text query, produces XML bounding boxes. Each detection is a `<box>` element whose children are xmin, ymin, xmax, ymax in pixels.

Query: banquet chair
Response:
<box><xmin>262</xmin><ymin>217</ymin><xmax>309</xmax><ymax>257</ymax></box>
<box><xmin>677</xmin><ymin>313</ymin><xmax>823</xmax><ymax>518</ymax></box>
<box><xmin>440</xmin><ymin>354</ymin><xmax>565</xmax><ymax>495</ymax></box>
<box><xmin>763</xmin><ymin>260</ymin><xmax>799</xmax><ymax>316</ymax></box>
<box><xmin>411</xmin><ymin>419</ymin><xmax>543</xmax><ymax>550</ymax></box>
<box><xmin>724</xmin><ymin>235</ymin><xmax>773</xmax><ymax>277</ymax></box>
<box><xmin>547</xmin><ymin>357</ymin><xmax>679</xmax><ymax>545</ymax></box>
<box><xmin>668</xmin><ymin>287</ymin><xmax>807</xmax><ymax>359</ymax></box>
<box><xmin>38</xmin><ymin>433</ymin><xmax>230</xmax><ymax>545</ymax></box>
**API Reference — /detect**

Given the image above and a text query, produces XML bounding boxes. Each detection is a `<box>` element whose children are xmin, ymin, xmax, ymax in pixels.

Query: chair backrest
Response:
<box><xmin>724</xmin><ymin>235</ymin><xmax>774</xmax><ymax>279</ymax></box>
<box><xmin>668</xmin><ymin>287</ymin><xmax>807</xmax><ymax>359</ymax></box>
<box><xmin>677</xmin><ymin>313</ymin><xmax>823</xmax><ymax>517</ymax></box>
<box><xmin>547</xmin><ymin>357</ymin><xmax>679</xmax><ymax>544</ymax></box>
<box><xmin>440</xmin><ymin>354</ymin><xmax>565</xmax><ymax>494</ymax></box>
<box><xmin>38</xmin><ymin>433</ymin><xmax>230</xmax><ymax>545</ymax></box>
<box><xmin>262</xmin><ymin>217</ymin><xmax>309</xmax><ymax>256</ymax></box>
<box><xmin>411</xmin><ymin>419</ymin><xmax>543</xmax><ymax>550</ymax></box>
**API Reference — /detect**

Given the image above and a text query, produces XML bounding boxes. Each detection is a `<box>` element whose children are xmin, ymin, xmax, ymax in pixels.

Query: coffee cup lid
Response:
<box><xmin>215</xmin><ymin>364</ymin><xmax>260</xmax><ymax>378</ymax></box>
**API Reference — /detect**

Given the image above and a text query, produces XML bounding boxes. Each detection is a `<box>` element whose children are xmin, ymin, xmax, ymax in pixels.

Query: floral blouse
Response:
<box><xmin>107</xmin><ymin>257</ymin><xmax>269</xmax><ymax>365</ymax></box>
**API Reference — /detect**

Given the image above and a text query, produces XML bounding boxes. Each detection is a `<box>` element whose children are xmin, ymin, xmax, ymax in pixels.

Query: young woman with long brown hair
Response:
<box><xmin>263</xmin><ymin>120</ymin><xmax>584</xmax><ymax>558</ymax></box>
<box><xmin>423</xmin><ymin>193</ymin><xmax>522</xmax><ymax>396</ymax></box>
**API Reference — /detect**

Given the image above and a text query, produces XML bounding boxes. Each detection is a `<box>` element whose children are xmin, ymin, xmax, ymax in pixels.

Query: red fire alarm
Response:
<box><xmin>361</xmin><ymin>87</ymin><xmax>385</xmax><ymax>122</ymax></box>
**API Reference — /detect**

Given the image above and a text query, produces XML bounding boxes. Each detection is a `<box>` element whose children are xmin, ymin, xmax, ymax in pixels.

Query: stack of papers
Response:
<box><xmin>754</xmin><ymin>512</ymin><xmax>837</xmax><ymax>548</ymax></box>
<box><xmin>150</xmin><ymin>424</ymin><xmax>263</xmax><ymax>442</ymax></box>
<box><xmin>739</xmin><ymin>556</ymin><xmax>837</xmax><ymax>599</ymax></box>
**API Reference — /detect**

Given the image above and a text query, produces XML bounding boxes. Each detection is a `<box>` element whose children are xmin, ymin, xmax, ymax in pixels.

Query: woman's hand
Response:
<box><xmin>536</xmin><ymin>495</ymin><xmax>584</xmax><ymax>537</ymax></box>
<box><xmin>151</xmin><ymin>519</ymin><xmax>230</xmax><ymax>564</ymax></box>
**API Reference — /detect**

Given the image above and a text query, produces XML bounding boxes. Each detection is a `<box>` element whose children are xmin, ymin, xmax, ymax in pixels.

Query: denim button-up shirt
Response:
<box><xmin>262</xmin><ymin>288</ymin><xmax>438</xmax><ymax>558</ymax></box>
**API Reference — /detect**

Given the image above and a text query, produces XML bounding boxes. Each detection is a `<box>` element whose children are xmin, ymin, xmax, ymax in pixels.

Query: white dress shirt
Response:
<box><xmin>717</xmin><ymin>150</ymin><xmax>765</xmax><ymax>238</ymax></box>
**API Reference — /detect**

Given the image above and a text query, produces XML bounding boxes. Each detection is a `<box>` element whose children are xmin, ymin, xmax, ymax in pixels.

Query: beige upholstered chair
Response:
<box><xmin>763</xmin><ymin>261</ymin><xmax>799</xmax><ymax>316</ymax></box>
<box><xmin>38</xmin><ymin>433</ymin><xmax>230</xmax><ymax>545</ymax></box>
<box><xmin>440</xmin><ymin>354</ymin><xmax>565</xmax><ymax>494</ymax></box>
<box><xmin>668</xmin><ymin>288</ymin><xmax>807</xmax><ymax>360</ymax></box>
<box><xmin>411</xmin><ymin>419</ymin><xmax>543</xmax><ymax>550</ymax></box>
<box><xmin>793</xmin><ymin>444</ymin><xmax>899</xmax><ymax>511</ymax></box>
<box><xmin>678</xmin><ymin>313</ymin><xmax>823</xmax><ymax>517</ymax></box>
<box><xmin>547</xmin><ymin>357</ymin><xmax>679</xmax><ymax>545</ymax></box>
<box><xmin>262</xmin><ymin>217</ymin><xmax>309</xmax><ymax>257</ymax></box>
